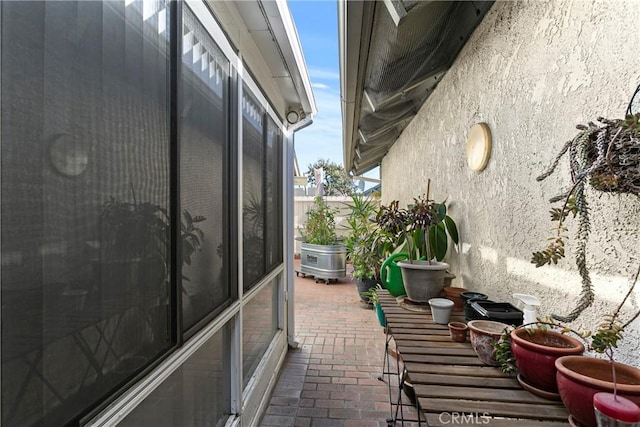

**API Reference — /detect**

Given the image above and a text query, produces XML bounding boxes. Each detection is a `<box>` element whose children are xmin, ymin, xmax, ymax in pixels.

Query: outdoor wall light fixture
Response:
<box><xmin>286</xmin><ymin>110</ymin><xmax>300</xmax><ymax>124</ymax></box>
<box><xmin>465</xmin><ymin>122</ymin><xmax>492</xmax><ymax>172</ymax></box>
<box><xmin>49</xmin><ymin>133</ymin><xmax>89</xmax><ymax>177</ymax></box>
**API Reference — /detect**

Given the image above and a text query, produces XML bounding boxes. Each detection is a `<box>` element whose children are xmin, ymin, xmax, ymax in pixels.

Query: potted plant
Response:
<box><xmin>299</xmin><ymin>196</ymin><xmax>347</xmax><ymax>283</ymax></box>
<box><xmin>554</xmin><ymin>268</ymin><xmax>640</xmax><ymax>427</ymax></box>
<box><xmin>494</xmin><ymin>321</ymin><xmax>585</xmax><ymax>400</ymax></box>
<box><xmin>344</xmin><ymin>193</ymin><xmax>382</xmax><ymax>305</ymax></box>
<box><xmin>97</xmin><ymin>185</ymin><xmax>206</xmax><ymax>298</ymax></box>
<box><xmin>360</xmin><ymin>284</ymin><xmax>386</xmax><ymax>327</ymax></box>
<box><xmin>98</xmin><ymin>187</ymin><xmax>170</xmax><ymax>297</ymax></box>
<box><xmin>376</xmin><ymin>179</ymin><xmax>459</xmax><ymax>302</ymax></box>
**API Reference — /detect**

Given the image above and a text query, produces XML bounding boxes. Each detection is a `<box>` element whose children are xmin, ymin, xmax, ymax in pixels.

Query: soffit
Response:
<box><xmin>340</xmin><ymin>0</ymin><xmax>494</xmax><ymax>175</ymax></box>
<box><xmin>212</xmin><ymin>0</ymin><xmax>316</xmax><ymax>128</ymax></box>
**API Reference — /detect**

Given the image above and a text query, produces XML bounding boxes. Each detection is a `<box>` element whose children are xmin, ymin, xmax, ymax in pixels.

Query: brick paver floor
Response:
<box><xmin>260</xmin><ymin>260</ymin><xmax>420</xmax><ymax>427</ymax></box>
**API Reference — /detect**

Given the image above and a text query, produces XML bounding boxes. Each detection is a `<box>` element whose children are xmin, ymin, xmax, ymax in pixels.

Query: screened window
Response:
<box><xmin>242</xmin><ymin>278</ymin><xmax>279</xmax><ymax>387</ymax></box>
<box><xmin>120</xmin><ymin>321</ymin><xmax>232</xmax><ymax>427</ymax></box>
<box><xmin>1</xmin><ymin>1</ymin><xmax>171</xmax><ymax>425</ymax></box>
<box><xmin>242</xmin><ymin>92</ymin><xmax>283</xmax><ymax>291</ymax></box>
<box><xmin>242</xmin><ymin>89</ymin><xmax>267</xmax><ymax>289</ymax></box>
<box><xmin>180</xmin><ymin>4</ymin><xmax>232</xmax><ymax>332</ymax></box>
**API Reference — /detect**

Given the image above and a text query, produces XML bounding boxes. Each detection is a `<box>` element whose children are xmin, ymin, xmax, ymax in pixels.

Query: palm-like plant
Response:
<box><xmin>344</xmin><ymin>193</ymin><xmax>380</xmax><ymax>280</ymax></box>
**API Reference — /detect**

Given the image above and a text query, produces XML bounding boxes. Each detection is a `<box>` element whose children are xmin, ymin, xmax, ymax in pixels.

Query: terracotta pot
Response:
<box><xmin>467</xmin><ymin>320</ymin><xmax>509</xmax><ymax>366</ymax></box>
<box><xmin>443</xmin><ymin>286</ymin><xmax>467</xmax><ymax>311</ymax></box>
<box><xmin>511</xmin><ymin>328</ymin><xmax>584</xmax><ymax>398</ymax></box>
<box><xmin>448</xmin><ymin>321</ymin><xmax>468</xmax><ymax>343</ymax></box>
<box><xmin>555</xmin><ymin>356</ymin><xmax>640</xmax><ymax>427</ymax></box>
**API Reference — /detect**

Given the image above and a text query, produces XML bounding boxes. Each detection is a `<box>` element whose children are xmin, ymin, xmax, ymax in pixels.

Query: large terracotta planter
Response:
<box><xmin>511</xmin><ymin>328</ymin><xmax>584</xmax><ymax>399</ymax></box>
<box><xmin>397</xmin><ymin>260</ymin><xmax>448</xmax><ymax>303</ymax></box>
<box><xmin>555</xmin><ymin>355</ymin><xmax>640</xmax><ymax>427</ymax></box>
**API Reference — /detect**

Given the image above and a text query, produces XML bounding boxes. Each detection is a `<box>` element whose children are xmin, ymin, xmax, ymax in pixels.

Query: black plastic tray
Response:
<box><xmin>471</xmin><ymin>301</ymin><xmax>523</xmax><ymax>326</ymax></box>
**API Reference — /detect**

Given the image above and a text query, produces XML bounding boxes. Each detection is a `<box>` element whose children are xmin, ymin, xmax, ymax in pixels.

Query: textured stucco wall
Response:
<box><xmin>381</xmin><ymin>0</ymin><xmax>640</xmax><ymax>365</ymax></box>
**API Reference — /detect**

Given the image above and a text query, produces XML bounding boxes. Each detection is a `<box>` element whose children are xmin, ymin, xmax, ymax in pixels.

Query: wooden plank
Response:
<box><xmin>401</xmin><ymin>353</ymin><xmax>485</xmax><ymax>366</ymax></box>
<box><xmin>389</xmin><ymin>333</ymin><xmax>456</xmax><ymax>342</ymax></box>
<box><xmin>406</xmin><ymin>372</ymin><xmax>520</xmax><ymax>389</ymax></box>
<box><xmin>403</xmin><ymin>362</ymin><xmax>508</xmax><ymax>378</ymax></box>
<box><xmin>418</xmin><ymin>398</ymin><xmax>568</xmax><ymax>421</ymax></box>
<box><xmin>424</xmin><ymin>414</ymin><xmax>570</xmax><ymax>427</ymax></box>
<box><xmin>396</xmin><ymin>344</ymin><xmax>477</xmax><ymax>357</ymax></box>
<box><xmin>413</xmin><ymin>384</ymin><xmax>559</xmax><ymax>405</ymax></box>
<box><xmin>394</xmin><ymin>339</ymin><xmax>471</xmax><ymax>349</ymax></box>
<box><xmin>388</xmin><ymin>329</ymin><xmax>446</xmax><ymax>336</ymax></box>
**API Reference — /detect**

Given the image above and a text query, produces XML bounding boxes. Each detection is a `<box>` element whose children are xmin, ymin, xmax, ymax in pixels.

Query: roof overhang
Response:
<box><xmin>339</xmin><ymin>0</ymin><xmax>494</xmax><ymax>175</ymax></box>
<box><xmin>211</xmin><ymin>0</ymin><xmax>317</xmax><ymax>131</ymax></box>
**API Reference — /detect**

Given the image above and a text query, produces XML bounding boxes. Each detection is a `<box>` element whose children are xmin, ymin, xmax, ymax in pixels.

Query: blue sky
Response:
<box><xmin>288</xmin><ymin>1</ymin><xmax>344</xmax><ymax>174</ymax></box>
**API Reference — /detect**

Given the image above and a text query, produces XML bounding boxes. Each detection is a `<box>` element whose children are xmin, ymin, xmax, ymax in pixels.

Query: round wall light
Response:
<box><xmin>465</xmin><ymin>122</ymin><xmax>492</xmax><ymax>172</ymax></box>
<box><xmin>286</xmin><ymin>110</ymin><xmax>300</xmax><ymax>124</ymax></box>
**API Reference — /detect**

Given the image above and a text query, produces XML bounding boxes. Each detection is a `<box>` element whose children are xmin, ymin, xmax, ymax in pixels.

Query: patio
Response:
<box><xmin>260</xmin><ymin>260</ymin><xmax>420</xmax><ymax>427</ymax></box>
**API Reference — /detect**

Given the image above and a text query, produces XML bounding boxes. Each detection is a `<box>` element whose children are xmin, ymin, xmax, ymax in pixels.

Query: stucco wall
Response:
<box><xmin>381</xmin><ymin>0</ymin><xmax>640</xmax><ymax>365</ymax></box>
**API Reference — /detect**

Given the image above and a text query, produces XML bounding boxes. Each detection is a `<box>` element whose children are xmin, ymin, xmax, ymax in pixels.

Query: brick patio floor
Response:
<box><xmin>260</xmin><ymin>260</ymin><xmax>420</xmax><ymax>427</ymax></box>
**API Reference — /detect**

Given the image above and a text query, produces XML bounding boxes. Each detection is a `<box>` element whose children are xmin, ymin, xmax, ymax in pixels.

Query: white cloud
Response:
<box><xmin>308</xmin><ymin>67</ymin><xmax>340</xmax><ymax>81</ymax></box>
<box><xmin>311</xmin><ymin>82</ymin><xmax>331</xmax><ymax>90</ymax></box>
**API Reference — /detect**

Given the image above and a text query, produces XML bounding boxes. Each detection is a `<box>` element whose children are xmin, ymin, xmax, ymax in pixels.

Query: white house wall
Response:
<box><xmin>381</xmin><ymin>0</ymin><xmax>640</xmax><ymax>365</ymax></box>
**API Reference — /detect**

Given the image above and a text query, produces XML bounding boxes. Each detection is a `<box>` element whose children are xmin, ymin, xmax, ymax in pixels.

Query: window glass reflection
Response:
<box><xmin>242</xmin><ymin>89</ymin><xmax>266</xmax><ymax>289</ymax></box>
<box><xmin>180</xmin><ymin>4</ymin><xmax>231</xmax><ymax>331</ymax></box>
<box><xmin>1</xmin><ymin>1</ymin><xmax>171</xmax><ymax>425</ymax></box>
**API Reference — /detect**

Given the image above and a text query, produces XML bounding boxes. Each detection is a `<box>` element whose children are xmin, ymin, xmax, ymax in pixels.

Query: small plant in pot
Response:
<box><xmin>360</xmin><ymin>284</ymin><xmax>386</xmax><ymax>327</ymax></box>
<box><xmin>376</xmin><ymin>179</ymin><xmax>459</xmax><ymax>303</ymax></box>
<box><xmin>345</xmin><ymin>193</ymin><xmax>382</xmax><ymax>306</ymax></box>
<box><xmin>494</xmin><ymin>321</ymin><xmax>585</xmax><ymax>400</ymax></box>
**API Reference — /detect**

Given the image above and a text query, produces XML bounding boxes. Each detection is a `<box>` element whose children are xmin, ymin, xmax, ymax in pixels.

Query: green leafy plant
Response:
<box><xmin>376</xmin><ymin>181</ymin><xmax>458</xmax><ymax>263</ymax></box>
<box><xmin>360</xmin><ymin>283</ymin><xmax>383</xmax><ymax>305</ymax></box>
<box><xmin>100</xmin><ymin>185</ymin><xmax>169</xmax><ymax>262</ymax></box>
<box><xmin>181</xmin><ymin>209</ymin><xmax>206</xmax><ymax>282</ymax></box>
<box><xmin>344</xmin><ymin>193</ymin><xmax>381</xmax><ymax>280</ymax></box>
<box><xmin>301</xmin><ymin>196</ymin><xmax>339</xmax><ymax>245</ymax></box>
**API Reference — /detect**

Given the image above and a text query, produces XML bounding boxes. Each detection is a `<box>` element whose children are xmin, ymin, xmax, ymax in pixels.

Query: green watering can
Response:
<box><xmin>380</xmin><ymin>253</ymin><xmax>409</xmax><ymax>297</ymax></box>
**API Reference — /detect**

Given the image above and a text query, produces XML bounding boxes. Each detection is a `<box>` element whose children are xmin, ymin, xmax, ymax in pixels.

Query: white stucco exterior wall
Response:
<box><xmin>381</xmin><ymin>0</ymin><xmax>640</xmax><ymax>365</ymax></box>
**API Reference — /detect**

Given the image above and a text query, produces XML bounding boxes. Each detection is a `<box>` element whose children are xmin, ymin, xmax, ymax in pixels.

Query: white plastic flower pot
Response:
<box><xmin>428</xmin><ymin>298</ymin><xmax>454</xmax><ymax>324</ymax></box>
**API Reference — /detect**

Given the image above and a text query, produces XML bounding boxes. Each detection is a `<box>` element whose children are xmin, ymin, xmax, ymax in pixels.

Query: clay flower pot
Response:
<box><xmin>467</xmin><ymin>320</ymin><xmax>509</xmax><ymax>366</ymax></box>
<box><xmin>511</xmin><ymin>328</ymin><xmax>584</xmax><ymax>399</ymax></box>
<box><xmin>448</xmin><ymin>321</ymin><xmax>468</xmax><ymax>342</ymax></box>
<box><xmin>555</xmin><ymin>356</ymin><xmax>640</xmax><ymax>427</ymax></box>
<box><xmin>443</xmin><ymin>286</ymin><xmax>467</xmax><ymax>312</ymax></box>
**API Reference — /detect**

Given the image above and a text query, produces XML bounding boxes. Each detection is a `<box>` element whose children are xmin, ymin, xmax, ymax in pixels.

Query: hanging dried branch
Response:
<box><xmin>533</xmin><ymin>114</ymin><xmax>640</xmax><ymax>322</ymax></box>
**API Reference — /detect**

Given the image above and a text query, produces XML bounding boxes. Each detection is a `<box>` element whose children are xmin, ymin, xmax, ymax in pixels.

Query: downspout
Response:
<box><xmin>285</xmin><ymin>113</ymin><xmax>312</xmax><ymax>348</ymax></box>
